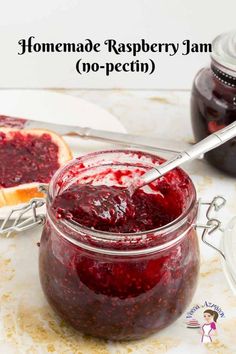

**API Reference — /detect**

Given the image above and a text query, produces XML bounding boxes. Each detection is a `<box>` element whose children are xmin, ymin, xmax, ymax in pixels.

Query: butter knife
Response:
<box><xmin>0</xmin><ymin>115</ymin><xmax>191</xmax><ymax>154</ymax></box>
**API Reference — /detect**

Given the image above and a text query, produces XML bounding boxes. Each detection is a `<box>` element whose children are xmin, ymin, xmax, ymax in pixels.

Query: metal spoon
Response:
<box><xmin>54</xmin><ymin>121</ymin><xmax>236</xmax><ymax>229</ymax></box>
<box><xmin>130</xmin><ymin>121</ymin><xmax>236</xmax><ymax>193</ymax></box>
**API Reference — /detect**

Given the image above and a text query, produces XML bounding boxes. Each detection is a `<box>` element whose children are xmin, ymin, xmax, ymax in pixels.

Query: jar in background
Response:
<box><xmin>191</xmin><ymin>31</ymin><xmax>236</xmax><ymax>176</ymax></box>
<box><xmin>39</xmin><ymin>150</ymin><xmax>200</xmax><ymax>340</ymax></box>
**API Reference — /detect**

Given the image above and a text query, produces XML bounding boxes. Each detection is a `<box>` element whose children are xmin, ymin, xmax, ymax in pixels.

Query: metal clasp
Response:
<box><xmin>0</xmin><ymin>184</ymin><xmax>47</xmax><ymax>237</ymax></box>
<box><xmin>196</xmin><ymin>196</ymin><xmax>226</xmax><ymax>259</ymax></box>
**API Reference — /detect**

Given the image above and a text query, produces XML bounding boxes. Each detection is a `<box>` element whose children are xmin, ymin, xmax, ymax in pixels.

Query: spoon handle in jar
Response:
<box><xmin>136</xmin><ymin>121</ymin><xmax>236</xmax><ymax>188</ymax></box>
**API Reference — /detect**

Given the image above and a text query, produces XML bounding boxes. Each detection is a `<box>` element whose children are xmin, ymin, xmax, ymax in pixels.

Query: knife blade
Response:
<box><xmin>0</xmin><ymin>115</ymin><xmax>191</xmax><ymax>154</ymax></box>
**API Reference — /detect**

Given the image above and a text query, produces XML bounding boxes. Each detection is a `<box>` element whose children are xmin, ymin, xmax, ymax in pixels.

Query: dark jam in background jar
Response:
<box><xmin>39</xmin><ymin>150</ymin><xmax>200</xmax><ymax>340</ymax></box>
<box><xmin>191</xmin><ymin>31</ymin><xmax>236</xmax><ymax>176</ymax></box>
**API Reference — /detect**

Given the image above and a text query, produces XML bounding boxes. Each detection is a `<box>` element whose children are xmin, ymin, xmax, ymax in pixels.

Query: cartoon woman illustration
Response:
<box><xmin>201</xmin><ymin>309</ymin><xmax>218</xmax><ymax>343</ymax></box>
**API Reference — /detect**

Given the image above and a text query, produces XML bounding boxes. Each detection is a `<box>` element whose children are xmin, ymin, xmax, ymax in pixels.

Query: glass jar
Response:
<box><xmin>191</xmin><ymin>30</ymin><xmax>236</xmax><ymax>176</ymax></box>
<box><xmin>39</xmin><ymin>150</ymin><xmax>200</xmax><ymax>340</ymax></box>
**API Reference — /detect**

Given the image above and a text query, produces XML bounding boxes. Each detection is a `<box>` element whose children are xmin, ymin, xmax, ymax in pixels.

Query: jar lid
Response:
<box><xmin>221</xmin><ymin>216</ymin><xmax>236</xmax><ymax>295</ymax></box>
<box><xmin>211</xmin><ymin>30</ymin><xmax>236</xmax><ymax>73</ymax></box>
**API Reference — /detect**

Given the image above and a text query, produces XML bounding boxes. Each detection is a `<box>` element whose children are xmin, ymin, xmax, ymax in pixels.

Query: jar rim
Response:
<box><xmin>47</xmin><ymin>149</ymin><xmax>197</xmax><ymax>241</ymax></box>
<box><xmin>211</xmin><ymin>30</ymin><xmax>236</xmax><ymax>75</ymax></box>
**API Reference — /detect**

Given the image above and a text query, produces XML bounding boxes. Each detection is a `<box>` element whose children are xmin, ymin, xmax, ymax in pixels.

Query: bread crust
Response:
<box><xmin>0</xmin><ymin>128</ymin><xmax>72</xmax><ymax>207</ymax></box>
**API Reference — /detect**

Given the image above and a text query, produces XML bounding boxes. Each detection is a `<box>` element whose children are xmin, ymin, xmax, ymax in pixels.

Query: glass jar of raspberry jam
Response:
<box><xmin>39</xmin><ymin>150</ymin><xmax>200</xmax><ymax>340</ymax></box>
<box><xmin>191</xmin><ymin>31</ymin><xmax>236</xmax><ymax>176</ymax></box>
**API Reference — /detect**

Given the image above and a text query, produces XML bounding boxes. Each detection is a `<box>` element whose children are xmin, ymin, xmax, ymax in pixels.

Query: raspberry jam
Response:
<box><xmin>52</xmin><ymin>181</ymin><xmax>183</xmax><ymax>233</ymax></box>
<box><xmin>39</xmin><ymin>150</ymin><xmax>199</xmax><ymax>340</ymax></box>
<box><xmin>0</xmin><ymin>131</ymin><xmax>59</xmax><ymax>188</ymax></box>
<box><xmin>53</xmin><ymin>184</ymin><xmax>136</xmax><ymax>231</ymax></box>
<box><xmin>191</xmin><ymin>31</ymin><xmax>236</xmax><ymax>176</ymax></box>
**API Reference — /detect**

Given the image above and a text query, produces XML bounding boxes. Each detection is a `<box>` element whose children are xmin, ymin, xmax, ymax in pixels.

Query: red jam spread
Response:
<box><xmin>39</xmin><ymin>152</ymin><xmax>199</xmax><ymax>340</ymax></box>
<box><xmin>0</xmin><ymin>131</ymin><xmax>59</xmax><ymax>188</ymax></box>
<box><xmin>52</xmin><ymin>181</ymin><xmax>183</xmax><ymax>232</ymax></box>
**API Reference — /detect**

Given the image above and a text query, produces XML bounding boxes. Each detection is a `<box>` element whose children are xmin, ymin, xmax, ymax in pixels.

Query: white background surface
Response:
<box><xmin>0</xmin><ymin>0</ymin><xmax>235</xmax><ymax>89</ymax></box>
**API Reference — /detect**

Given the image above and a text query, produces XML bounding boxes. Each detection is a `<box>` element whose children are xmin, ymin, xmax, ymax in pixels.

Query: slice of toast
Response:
<box><xmin>0</xmin><ymin>128</ymin><xmax>72</xmax><ymax>207</ymax></box>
